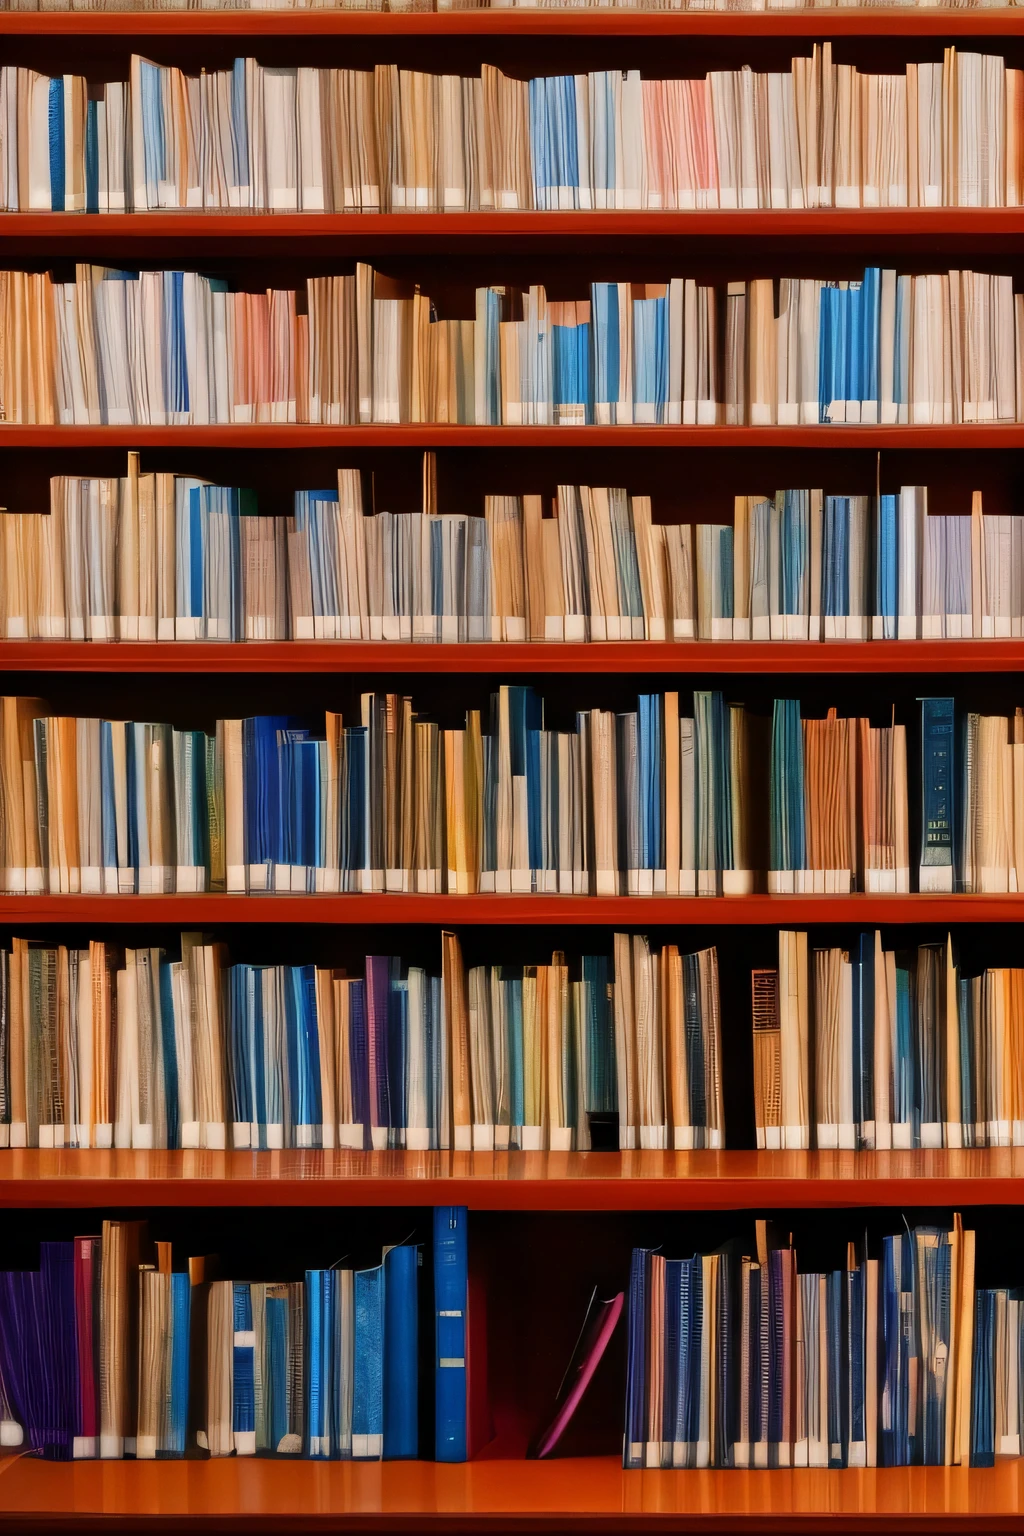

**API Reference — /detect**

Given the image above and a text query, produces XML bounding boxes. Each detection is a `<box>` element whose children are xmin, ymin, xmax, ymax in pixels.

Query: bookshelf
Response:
<box><xmin>0</xmin><ymin>1458</ymin><xmax>1019</xmax><ymax>1531</ymax></box>
<box><xmin>2</xmin><ymin>2</ymin><xmax>1024</xmax><ymax>1530</ymax></box>
<box><xmin>3</xmin><ymin>1149</ymin><xmax>1024</xmax><ymax>1211</ymax></box>
<box><xmin>0</xmin><ymin>639</ymin><xmax>1020</xmax><ymax>673</ymax></box>
<box><xmin>3</xmin><ymin>425</ymin><xmax>1024</xmax><ymax>446</ymax></box>
<box><xmin>0</xmin><ymin>892</ymin><xmax>1022</xmax><ymax>924</ymax></box>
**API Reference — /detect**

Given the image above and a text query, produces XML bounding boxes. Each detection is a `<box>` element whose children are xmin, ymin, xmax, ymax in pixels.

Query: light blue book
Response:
<box><xmin>305</xmin><ymin>1268</ymin><xmax>337</xmax><ymax>1458</ymax></box>
<box><xmin>166</xmin><ymin>1272</ymin><xmax>191</xmax><ymax>1458</ymax></box>
<box><xmin>285</xmin><ymin>964</ymin><xmax>321</xmax><ymax>1147</ymax></box>
<box><xmin>353</xmin><ymin>1263</ymin><xmax>385</xmax><ymax>1460</ymax></box>
<box><xmin>233</xmin><ymin>1283</ymin><xmax>256</xmax><ymax>1455</ymax></box>
<box><xmin>590</xmin><ymin>283</ymin><xmax>624</xmax><ymax>423</ymax></box>
<box><xmin>768</xmin><ymin>699</ymin><xmax>805</xmax><ymax>888</ymax></box>
<box><xmin>874</xmin><ymin>494</ymin><xmax>898</xmax><ymax>638</ymax></box>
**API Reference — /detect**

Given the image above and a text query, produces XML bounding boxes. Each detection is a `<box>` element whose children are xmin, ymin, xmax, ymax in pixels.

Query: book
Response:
<box><xmin>529</xmin><ymin>1287</ymin><xmax>624</xmax><ymax>1458</ymax></box>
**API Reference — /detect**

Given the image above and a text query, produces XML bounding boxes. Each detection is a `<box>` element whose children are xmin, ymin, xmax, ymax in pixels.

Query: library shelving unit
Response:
<box><xmin>3</xmin><ymin>5</ymin><xmax>1024</xmax><ymax>1534</ymax></box>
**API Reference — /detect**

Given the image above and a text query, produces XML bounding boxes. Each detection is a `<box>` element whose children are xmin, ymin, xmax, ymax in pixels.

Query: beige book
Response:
<box><xmin>612</xmin><ymin>932</ymin><xmax>637</xmax><ymax>1150</ymax></box>
<box><xmin>752</xmin><ymin>967</ymin><xmax>781</xmax><ymax>1150</ymax></box>
<box><xmin>779</xmin><ymin>929</ymin><xmax>809</xmax><ymax>1149</ymax></box>
<box><xmin>442</xmin><ymin>931</ymin><xmax>471</xmax><ymax>1151</ymax></box>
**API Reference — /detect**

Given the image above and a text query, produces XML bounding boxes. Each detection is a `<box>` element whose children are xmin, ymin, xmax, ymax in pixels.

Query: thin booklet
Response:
<box><xmin>528</xmin><ymin>1288</ymin><xmax>624</xmax><ymax>1459</ymax></box>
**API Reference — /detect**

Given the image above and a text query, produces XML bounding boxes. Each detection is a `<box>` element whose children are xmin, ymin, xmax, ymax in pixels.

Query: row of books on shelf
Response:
<box><xmin>6</xmin><ymin>1206</ymin><xmax>1024</xmax><ymax>1474</ymax></box>
<box><xmin>6</xmin><ymin>921</ymin><xmax>1024</xmax><ymax>1152</ymax></box>
<box><xmin>0</xmin><ymin>1207</ymin><xmax>473</xmax><ymax>1462</ymax></box>
<box><xmin>6</xmin><ymin>465</ymin><xmax>1021</xmax><ymax>644</ymax></box>
<box><xmin>0</xmin><ymin>929</ymin><xmax>724</xmax><ymax>1151</ymax></box>
<box><xmin>625</xmin><ymin>1214</ymin><xmax>1018</xmax><ymax>1470</ymax></box>
<box><xmin>10</xmin><ymin>47</ymin><xmax>1024</xmax><ymax>214</ymax></box>
<box><xmin>754</xmin><ymin>930</ymin><xmax>1024</xmax><ymax>1150</ymax></box>
<box><xmin>1</xmin><ymin>263</ymin><xmax>1018</xmax><ymax>426</ymax></box>
<box><xmin>0</xmin><ymin>686</ymin><xmax>1013</xmax><ymax>896</ymax></box>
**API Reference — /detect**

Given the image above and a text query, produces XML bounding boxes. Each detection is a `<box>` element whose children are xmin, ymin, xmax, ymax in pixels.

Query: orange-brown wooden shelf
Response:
<box><xmin>0</xmin><ymin>209</ymin><xmax>1022</xmax><ymax>257</ymax></box>
<box><xmin>0</xmin><ymin>424</ymin><xmax>1022</xmax><ymax>448</ymax></box>
<box><xmin>0</xmin><ymin>7</ymin><xmax>1022</xmax><ymax>35</ymax></box>
<box><xmin>1</xmin><ymin>1147</ymin><xmax>1023</xmax><ymax>1210</ymax></box>
<box><xmin>0</xmin><ymin>893</ymin><xmax>1016</xmax><ymax>924</ymax></box>
<box><xmin>0</xmin><ymin>639</ymin><xmax>1022</xmax><ymax>674</ymax></box>
<box><xmin>0</xmin><ymin>1457</ymin><xmax>1023</xmax><ymax>1532</ymax></box>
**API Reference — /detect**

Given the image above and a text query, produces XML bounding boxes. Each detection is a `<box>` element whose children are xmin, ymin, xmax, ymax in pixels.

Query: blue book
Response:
<box><xmin>918</xmin><ymin>698</ymin><xmax>955</xmax><ymax>892</ymax></box>
<box><xmin>285</xmin><ymin>964</ymin><xmax>321</xmax><ymax>1147</ymax></box>
<box><xmin>633</xmin><ymin>290</ymin><xmax>669</xmax><ymax>424</ymax></box>
<box><xmin>232</xmin><ymin>1283</ymin><xmax>256</xmax><ymax>1455</ymax></box>
<box><xmin>769</xmin><ymin>699</ymin><xmax>806</xmax><ymax>881</ymax></box>
<box><xmin>875</xmin><ymin>493</ymin><xmax>898</xmax><ymax>638</ymax></box>
<box><xmin>638</xmin><ymin>695</ymin><xmax>664</xmax><ymax>879</ymax></box>
<box><xmin>166</xmin><ymin>1273</ymin><xmax>191</xmax><ymax>1459</ymax></box>
<box><xmin>85</xmin><ymin>99</ymin><xmax>99</xmax><ymax>214</ymax></box>
<box><xmin>971</xmin><ymin>1290</ymin><xmax>996</xmax><ymax>1467</ymax></box>
<box><xmin>305</xmin><ymin>1268</ymin><xmax>337</xmax><ymax>1458</ymax></box>
<box><xmin>158</xmin><ymin>959</ymin><xmax>180</xmax><ymax>1150</ymax></box>
<box><xmin>230</xmin><ymin>58</ymin><xmax>249</xmax><ymax>194</ymax></box>
<box><xmin>48</xmin><ymin>77</ymin><xmax>64</xmax><ymax>213</ymax></box>
<box><xmin>826</xmin><ymin>1270</ymin><xmax>845</xmax><ymax>1466</ymax></box>
<box><xmin>505</xmin><ymin>976</ymin><xmax>525</xmax><ymax>1143</ymax></box>
<box><xmin>848</xmin><ymin>1264</ymin><xmax>866</xmax><ymax>1465</ymax></box>
<box><xmin>383</xmin><ymin>1246</ymin><xmax>418</xmax><ymax>1459</ymax></box>
<box><xmin>680</xmin><ymin>1256</ymin><xmax>701</xmax><ymax>1457</ymax></box>
<box><xmin>434</xmin><ymin>1206</ymin><xmax>469</xmax><ymax>1462</ymax></box>
<box><xmin>591</xmin><ymin>283</ymin><xmax>621</xmax><ymax>422</ymax></box>
<box><xmin>353</xmin><ymin>1264</ymin><xmax>385</xmax><ymax>1460</ymax></box>
<box><xmin>623</xmin><ymin>1247</ymin><xmax>650</xmax><ymax>1468</ymax></box>
<box><xmin>852</xmin><ymin>933</ymin><xmax>874</xmax><ymax>1146</ymax></box>
<box><xmin>662</xmin><ymin>1259</ymin><xmax>682</xmax><ymax>1463</ymax></box>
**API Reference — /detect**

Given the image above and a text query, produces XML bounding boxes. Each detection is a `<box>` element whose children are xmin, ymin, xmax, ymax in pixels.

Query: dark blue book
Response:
<box><xmin>622</xmin><ymin>1247</ymin><xmax>650</xmax><ymax>1469</ymax></box>
<box><xmin>918</xmin><ymin>697</ymin><xmax>955</xmax><ymax>892</ymax></box>
<box><xmin>383</xmin><ymin>1246</ymin><xmax>418</xmax><ymax>1459</ymax></box>
<box><xmin>232</xmin><ymin>1283</ymin><xmax>255</xmax><ymax>1455</ymax></box>
<box><xmin>48</xmin><ymin>77</ymin><xmax>64</xmax><ymax>213</ymax></box>
<box><xmin>852</xmin><ymin>933</ymin><xmax>875</xmax><ymax>1146</ymax></box>
<box><xmin>434</xmin><ymin>1206</ymin><xmax>469</xmax><ymax>1463</ymax></box>
<box><xmin>971</xmin><ymin>1290</ymin><xmax>995</xmax><ymax>1467</ymax></box>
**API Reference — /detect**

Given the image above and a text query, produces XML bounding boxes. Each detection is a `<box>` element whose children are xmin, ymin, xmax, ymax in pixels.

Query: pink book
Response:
<box><xmin>529</xmin><ymin>1289</ymin><xmax>624</xmax><ymax>1459</ymax></box>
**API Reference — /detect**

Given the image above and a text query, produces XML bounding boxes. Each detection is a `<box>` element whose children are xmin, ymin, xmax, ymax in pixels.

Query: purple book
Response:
<box><xmin>528</xmin><ymin>1289</ymin><xmax>624</xmax><ymax>1459</ymax></box>
<box><xmin>0</xmin><ymin>1244</ymin><xmax>79</xmax><ymax>1461</ymax></box>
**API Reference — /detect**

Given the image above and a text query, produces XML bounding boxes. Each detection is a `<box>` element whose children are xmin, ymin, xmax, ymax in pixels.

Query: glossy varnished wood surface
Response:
<box><xmin>1</xmin><ymin>639</ymin><xmax>1023</xmax><ymax>675</ymax></box>
<box><xmin>1</xmin><ymin>1458</ymin><xmax>1024</xmax><ymax>1530</ymax></box>
<box><xmin>2</xmin><ymin>1148</ymin><xmax>1024</xmax><ymax>1208</ymax></box>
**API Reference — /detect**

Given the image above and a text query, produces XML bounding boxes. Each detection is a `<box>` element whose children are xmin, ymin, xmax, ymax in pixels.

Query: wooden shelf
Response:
<box><xmin>0</xmin><ymin>1457</ymin><xmax>1022</xmax><ymax>1532</ymax></box>
<box><xmin>0</xmin><ymin>893</ymin><xmax>1017</xmax><ymax>924</ymax></box>
<box><xmin>0</xmin><ymin>424</ymin><xmax>1023</xmax><ymax>449</ymax></box>
<box><xmin>0</xmin><ymin>639</ymin><xmax>1021</xmax><ymax>675</ymax></box>
<box><xmin>1</xmin><ymin>1148</ymin><xmax>1024</xmax><ymax>1210</ymax></box>
<box><xmin>0</xmin><ymin>7</ymin><xmax>1023</xmax><ymax>35</ymax></box>
<box><xmin>0</xmin><ymin>210</ymin><xmax>1022</xmax><ymax>258</ymax></box>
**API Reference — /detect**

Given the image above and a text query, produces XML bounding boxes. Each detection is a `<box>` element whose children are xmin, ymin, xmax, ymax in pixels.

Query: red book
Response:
<box><xmin>529</xmin><ymin>1289</ymin><xmax>624</xmax><ymax>1459</ymax></box>
<box><xmin>73</xmin><ymin>1236</ymin><xmax>101</xmax><ymax>1458</ymax></box>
